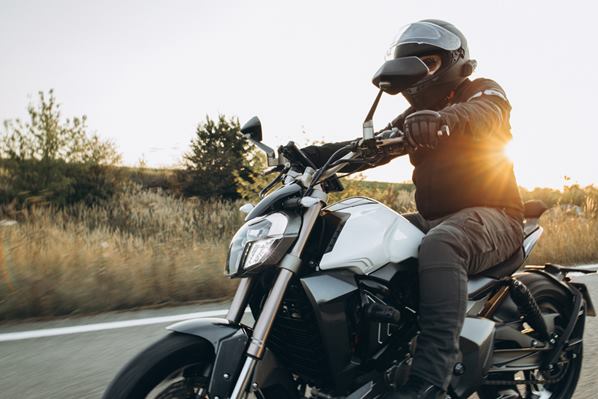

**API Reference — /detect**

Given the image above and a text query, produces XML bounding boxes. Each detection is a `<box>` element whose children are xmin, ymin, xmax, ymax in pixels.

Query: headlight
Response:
<box><xmin>243</xmin><ymin>237</ymin><xmax>280</xmax><ymax>269</ymax></box>
<box><xmin>226</xmin><ymin>212</ymin><xmax>300</xmax><ymax>276</ymax></box>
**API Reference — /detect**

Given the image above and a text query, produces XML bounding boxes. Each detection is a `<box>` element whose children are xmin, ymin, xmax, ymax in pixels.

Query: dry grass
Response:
<box><xmin>0</xmin><ymin>183</ymin><xmax>596</xmax><ymax>321</ymax></box>
<box><xmin>0</xmin><ymin>187</ymin><xmax>241</xmax><ymax>321</ymax></box>
<box><xmin>526</xmin><ymin>207</ymin><xmax>598</xmax><ymax>266</ymax></box>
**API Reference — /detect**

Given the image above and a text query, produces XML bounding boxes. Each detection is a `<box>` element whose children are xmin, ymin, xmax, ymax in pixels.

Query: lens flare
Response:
<box><xmin>503</xmin><ymin>140</ymin><xmax>515</xmax><ymax>163</ymax></box>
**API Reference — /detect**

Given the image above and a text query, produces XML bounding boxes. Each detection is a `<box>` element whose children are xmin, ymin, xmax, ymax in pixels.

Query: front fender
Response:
<box><xmin>167</xmin><ymin>317</ymin><xmax>250</xmax><ymax>397</ymax></box>
<box><xmin>168</xmin><ymin>317</ymin><xmax>298</xmax><ymax>396</ymax></box>
<box><xmin>167</xmin><ymin>317</ymin><xmax>244</xmax><ymax>346</ymax></box>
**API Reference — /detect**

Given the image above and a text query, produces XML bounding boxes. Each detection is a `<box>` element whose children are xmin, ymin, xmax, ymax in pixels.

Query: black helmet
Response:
<box><xmin>386</xmin><ymin>19</ymin><xmax>477</xmax><ymax>109</ymax></box>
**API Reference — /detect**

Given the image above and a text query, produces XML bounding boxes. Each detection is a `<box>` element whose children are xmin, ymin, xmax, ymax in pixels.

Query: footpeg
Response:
<box><xmin>365</xmin><ymin>303</ymin><xmax>401</xmax><ymax>324</ymax></box>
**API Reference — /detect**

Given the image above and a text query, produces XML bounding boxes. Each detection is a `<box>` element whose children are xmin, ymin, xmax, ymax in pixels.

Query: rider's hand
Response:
<box><xmin>404</xmin><ymin>110</ymin><xmax>449</xmax><ymax>150</ymax></box>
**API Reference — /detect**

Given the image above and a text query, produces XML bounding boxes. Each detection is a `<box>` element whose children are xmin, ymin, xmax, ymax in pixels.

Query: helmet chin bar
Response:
<box><xmin>402</xmin><ymin>58</ymin><xmax>476</xmax><ymax>110</ymax></box>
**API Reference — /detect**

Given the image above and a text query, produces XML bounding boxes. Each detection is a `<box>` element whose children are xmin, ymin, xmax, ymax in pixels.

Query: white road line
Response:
<box><xmin>0</xmin><ymin>308</ymin><xmax>250</xmax><ymax>343</ymax></box>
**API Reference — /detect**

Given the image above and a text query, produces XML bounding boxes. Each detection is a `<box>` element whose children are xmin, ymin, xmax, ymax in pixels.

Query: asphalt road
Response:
<box><xmin>1</xmin><ymin>275</ymin><xmax>597</xmax><ymax>399</ymax></box>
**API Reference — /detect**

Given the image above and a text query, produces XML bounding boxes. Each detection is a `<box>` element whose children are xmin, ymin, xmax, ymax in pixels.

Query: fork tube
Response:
<box><xmin>289</xmin><ymin>202</ymin><xmax>323</xmax><ymax>257</ymax></box>
<box><xmin>230</xmin><ymin>268</ymin><xmax>293</xmax><ymax>399</ymax></box>
<box><xmin>226</xmin><ymin>277</ymin><xmax>254</xmax><ymax>324</ymax></box>
<box><xmin>247</xmin><ymin>268</ymin><xmax>294</xmax><ymax>359</ymax></box>
<box><xmin>230</xmin><ymin>202</ymin><xmax>322</xmax><ymax>399</ymax></box>
<box><xmin>230</xmin><ymin>356</ymin><xmax>258</xmax><ymax>399</ymax></box>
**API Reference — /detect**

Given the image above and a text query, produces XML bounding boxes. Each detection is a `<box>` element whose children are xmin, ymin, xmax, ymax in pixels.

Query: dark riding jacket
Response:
<box><xmin>302</xmin><ymin>78</ymin><xmax>524</xmax><ymax>221</ymax></box>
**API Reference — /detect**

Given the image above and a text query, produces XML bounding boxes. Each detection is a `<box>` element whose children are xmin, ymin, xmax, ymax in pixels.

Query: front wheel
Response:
<box><xmin>102</xmin><ymin>333</ymin><xmax>215</xmax><ymax>399</ymax></box>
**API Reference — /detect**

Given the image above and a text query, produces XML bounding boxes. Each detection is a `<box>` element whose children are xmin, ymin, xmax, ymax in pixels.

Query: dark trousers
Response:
<box><xmin>402</xmin><ymin>207</ymin><xmax>523</xmax><ymax>390</ymax></box>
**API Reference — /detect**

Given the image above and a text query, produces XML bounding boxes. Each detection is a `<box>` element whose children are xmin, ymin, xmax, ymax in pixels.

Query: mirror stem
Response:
<box><xmin>248</xmin><ymin>138</ymin><xmax>276</xmax><ymax>161</ymax></box>
<box><xmin>363</xmin><ymin>89</ymin><xmax>383</xmax><ymax>140</ymax></box>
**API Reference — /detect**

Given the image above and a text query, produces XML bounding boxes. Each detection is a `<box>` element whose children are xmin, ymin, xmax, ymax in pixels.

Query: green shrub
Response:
<box><xmin>0</xmin><ymin>90</ymin><xmax>121</xmax><ymax>208</ymax></box>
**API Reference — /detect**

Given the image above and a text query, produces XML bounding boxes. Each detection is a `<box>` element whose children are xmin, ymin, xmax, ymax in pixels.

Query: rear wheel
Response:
<box><xmin>102</xmin><ymin>333</ymin><xmax>214</xmax><ymax>399</ymax></box>
<box><xmin>478</xmin><ymin>273</ymin><xmax>584</xmax><ymax>399</ymax></box>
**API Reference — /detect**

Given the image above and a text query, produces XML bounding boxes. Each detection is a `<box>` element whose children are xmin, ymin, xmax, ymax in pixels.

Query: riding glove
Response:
<box><xmin>403</xmin><ymin>110</ymin><xmax>449</xmax><ymax>150</ymax></box>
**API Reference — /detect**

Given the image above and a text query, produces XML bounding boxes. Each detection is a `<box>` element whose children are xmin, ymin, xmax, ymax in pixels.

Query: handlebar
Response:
<box><xmin>318</xmin><ymin>150</ymin><xmax>358</xmax><ymax>181</ymax></box>
<box><xmin>310</xmin><ymin>133</ymin><xmax>408</xmax><ymax>190</ymax></box>
<box><xmin>258</xmin><ymin>132</ymin><xmax>409</xmax><ymax>197</ymax></box>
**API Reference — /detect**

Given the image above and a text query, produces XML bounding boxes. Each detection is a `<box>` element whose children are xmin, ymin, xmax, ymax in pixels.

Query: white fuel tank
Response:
<box><xmin>319</xmin><ymin>197</ymin><xmax>424</xmax><ymax>274</ymax></box>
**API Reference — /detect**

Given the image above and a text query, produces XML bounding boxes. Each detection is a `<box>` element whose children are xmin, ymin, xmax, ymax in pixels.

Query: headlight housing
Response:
<box><xmin>226</xmin><ymin>212</ymin><xmax>301</xmax><ymax>276</ymax></box>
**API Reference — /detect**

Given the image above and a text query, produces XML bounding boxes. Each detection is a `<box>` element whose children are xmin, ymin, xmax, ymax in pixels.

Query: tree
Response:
<box><xmin>234</xmin><ymin>146</ymin><xmax>271</xmax><ymax>201</ymax></box>
<box><xmin>181</xmin><ymin>115</ymin><xmax>257</xmax><ymax>200</ymax></box>
<box><xmin>0</xmin><ymin>90</ymin><xmax>121</xmax><ymax>207</ymax></box>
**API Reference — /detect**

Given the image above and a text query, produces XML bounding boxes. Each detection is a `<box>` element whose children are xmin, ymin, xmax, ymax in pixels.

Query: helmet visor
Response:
<box><xmin>386</xmin><ymin>22</ymin><xmax>462</xmax><ymax>60</ymax></box>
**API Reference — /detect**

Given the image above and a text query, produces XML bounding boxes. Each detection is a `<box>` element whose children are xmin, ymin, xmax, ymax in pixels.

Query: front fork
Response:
<box><xmin>226</xmin><ymin>202</ymin><xmax>323</xmax><ymax>399</ymax></box>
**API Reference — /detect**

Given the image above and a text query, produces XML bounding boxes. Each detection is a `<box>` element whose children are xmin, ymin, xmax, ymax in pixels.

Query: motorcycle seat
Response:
<box><xmin>467</xmin><ymin>275</ymin><xmax>499</xmax><ymax>300</ymax></box>
<box><xmin>466</xmin><ymin>247</ymin><xmax>523</xmax><ymax>299</ymax></box>
<box><xmin>478</xmin><ymin>247</ymin><xmax>525</xmax><ymax>279</ymax></box>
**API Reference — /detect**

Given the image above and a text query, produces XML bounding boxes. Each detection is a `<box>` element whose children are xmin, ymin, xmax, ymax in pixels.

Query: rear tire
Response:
<box><xmin>478</xmin><ymin>273</ymin><xmax>584</xmax><ymax>399</ymax></box>
<box><xmin>102</xmin><ymin>333</ymin><xmax>214</xmax><ymax>399</ymax></box>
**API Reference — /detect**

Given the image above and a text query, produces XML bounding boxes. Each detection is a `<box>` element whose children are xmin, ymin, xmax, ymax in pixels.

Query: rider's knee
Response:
<box><xmin>418</xmin><ymin>229</ymin><xmax>469</xmax><ymax>270</ymax></box>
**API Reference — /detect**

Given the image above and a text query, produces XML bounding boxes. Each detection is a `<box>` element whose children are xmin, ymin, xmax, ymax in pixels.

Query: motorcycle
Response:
<box><xmin>104</xmin><ymin>57</ymin><xmax>595</xmax><ymax>399</ymax></box>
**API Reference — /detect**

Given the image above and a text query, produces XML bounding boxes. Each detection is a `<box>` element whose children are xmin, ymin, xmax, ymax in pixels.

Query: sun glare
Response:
<box><xmin>503</xmin><ymin>140</ymin><xmax>515</xmax><ymax>164</ymax></box>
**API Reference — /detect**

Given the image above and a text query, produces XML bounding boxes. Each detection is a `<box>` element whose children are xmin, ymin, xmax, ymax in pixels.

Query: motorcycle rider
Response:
<box><xmin>302</xmin><ymin>20</ymin><xmax>524</xmax><ymax>399</ymax></box>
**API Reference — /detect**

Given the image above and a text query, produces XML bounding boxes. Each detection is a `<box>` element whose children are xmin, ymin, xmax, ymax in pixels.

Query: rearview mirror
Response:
<box><xmin>371</xmin><ymin>57</ymin><xmax>429</xmax><ymax>95</ymax></box>
<box><xmin>240</xmin><ymin>116</ymin><xmax>263</xmax><ymax>142</ymax></box>
<box><xmin>240</xmin><ymin>116</ymin><xmax>280</xmax><ymax>166</ymax></box>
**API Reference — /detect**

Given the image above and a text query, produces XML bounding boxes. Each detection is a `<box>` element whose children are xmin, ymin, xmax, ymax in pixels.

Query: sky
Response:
<box><xmin>1</xmin><ymin>0</ymin><xmax>597</xmax><ymax>189</ymax></box>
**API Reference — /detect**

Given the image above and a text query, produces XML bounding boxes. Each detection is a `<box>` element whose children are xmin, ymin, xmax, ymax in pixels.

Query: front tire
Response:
<box><xmin>102</xmin><ymin>333</ymin><xmax>215</xmax><ymax>399</ymax></box>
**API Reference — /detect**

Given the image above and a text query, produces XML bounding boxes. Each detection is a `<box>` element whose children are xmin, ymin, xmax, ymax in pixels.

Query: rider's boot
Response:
<box><xmin>384</xmin><ymin>375</ymin><xmax>446</xmax><ymax>399</ymax></box>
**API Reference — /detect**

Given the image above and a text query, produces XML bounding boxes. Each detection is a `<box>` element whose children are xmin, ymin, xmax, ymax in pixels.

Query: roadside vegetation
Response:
<box><xmin>0</xmin><ymin>91</ymin><xmax>596</xmax><ymax>321</ymax></box>
<box><xmin>0</xmin><ymin>187</ymin><xmax>239</xmax><ymax>320</ymax></box>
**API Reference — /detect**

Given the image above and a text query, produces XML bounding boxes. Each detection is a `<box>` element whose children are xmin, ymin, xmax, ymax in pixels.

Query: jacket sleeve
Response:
<box><xmin>301</xmin><ymin>140</ymin><xmax>352</xmax><ymax>168</ymax></box>
<box><xmin>302</xmin><ymin>140</ymin><xmax>374</xmax><ymax>174</ymax></box>
<box><xmin>301</xmin><ymin>107</ymin><xmax>414</xmax><ymax>173</ymax></box>
<box><xmin>439</xmin><ymin>81</ymin><xmax>512</xmax><ymax>141</ymax></box>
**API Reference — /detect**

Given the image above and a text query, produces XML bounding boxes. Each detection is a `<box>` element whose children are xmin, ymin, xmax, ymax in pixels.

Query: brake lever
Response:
<box><xmin>327</xmin><ymin>158</ymin><xmax>367</xmax><ymax>169</ymax></box>
<box><xmin>377</xmin><ymin>136</ymin><xmax>406</xmax><ymax>147</ymax></box>
<box><xmin>259</xmin><ymin>173</ymin><xmax>284</xmax><ymax>198</ymax></box>
<box><xmin>263</xmin><ymin>165</ymin><xmax>284</xmax><ymax>176</ymax></box>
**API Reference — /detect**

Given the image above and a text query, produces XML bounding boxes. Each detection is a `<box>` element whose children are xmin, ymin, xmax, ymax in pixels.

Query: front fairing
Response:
<box><xmin>245</xmin><ymin>183</ymin><xmax>303</xmax><ymax>221</ymax></box>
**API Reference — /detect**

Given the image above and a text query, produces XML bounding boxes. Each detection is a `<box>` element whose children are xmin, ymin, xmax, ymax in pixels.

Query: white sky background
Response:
<box><xmin>1</xmin><ymin>0</ymin><xmax>597</xmax><ymax>188</ymax></box>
